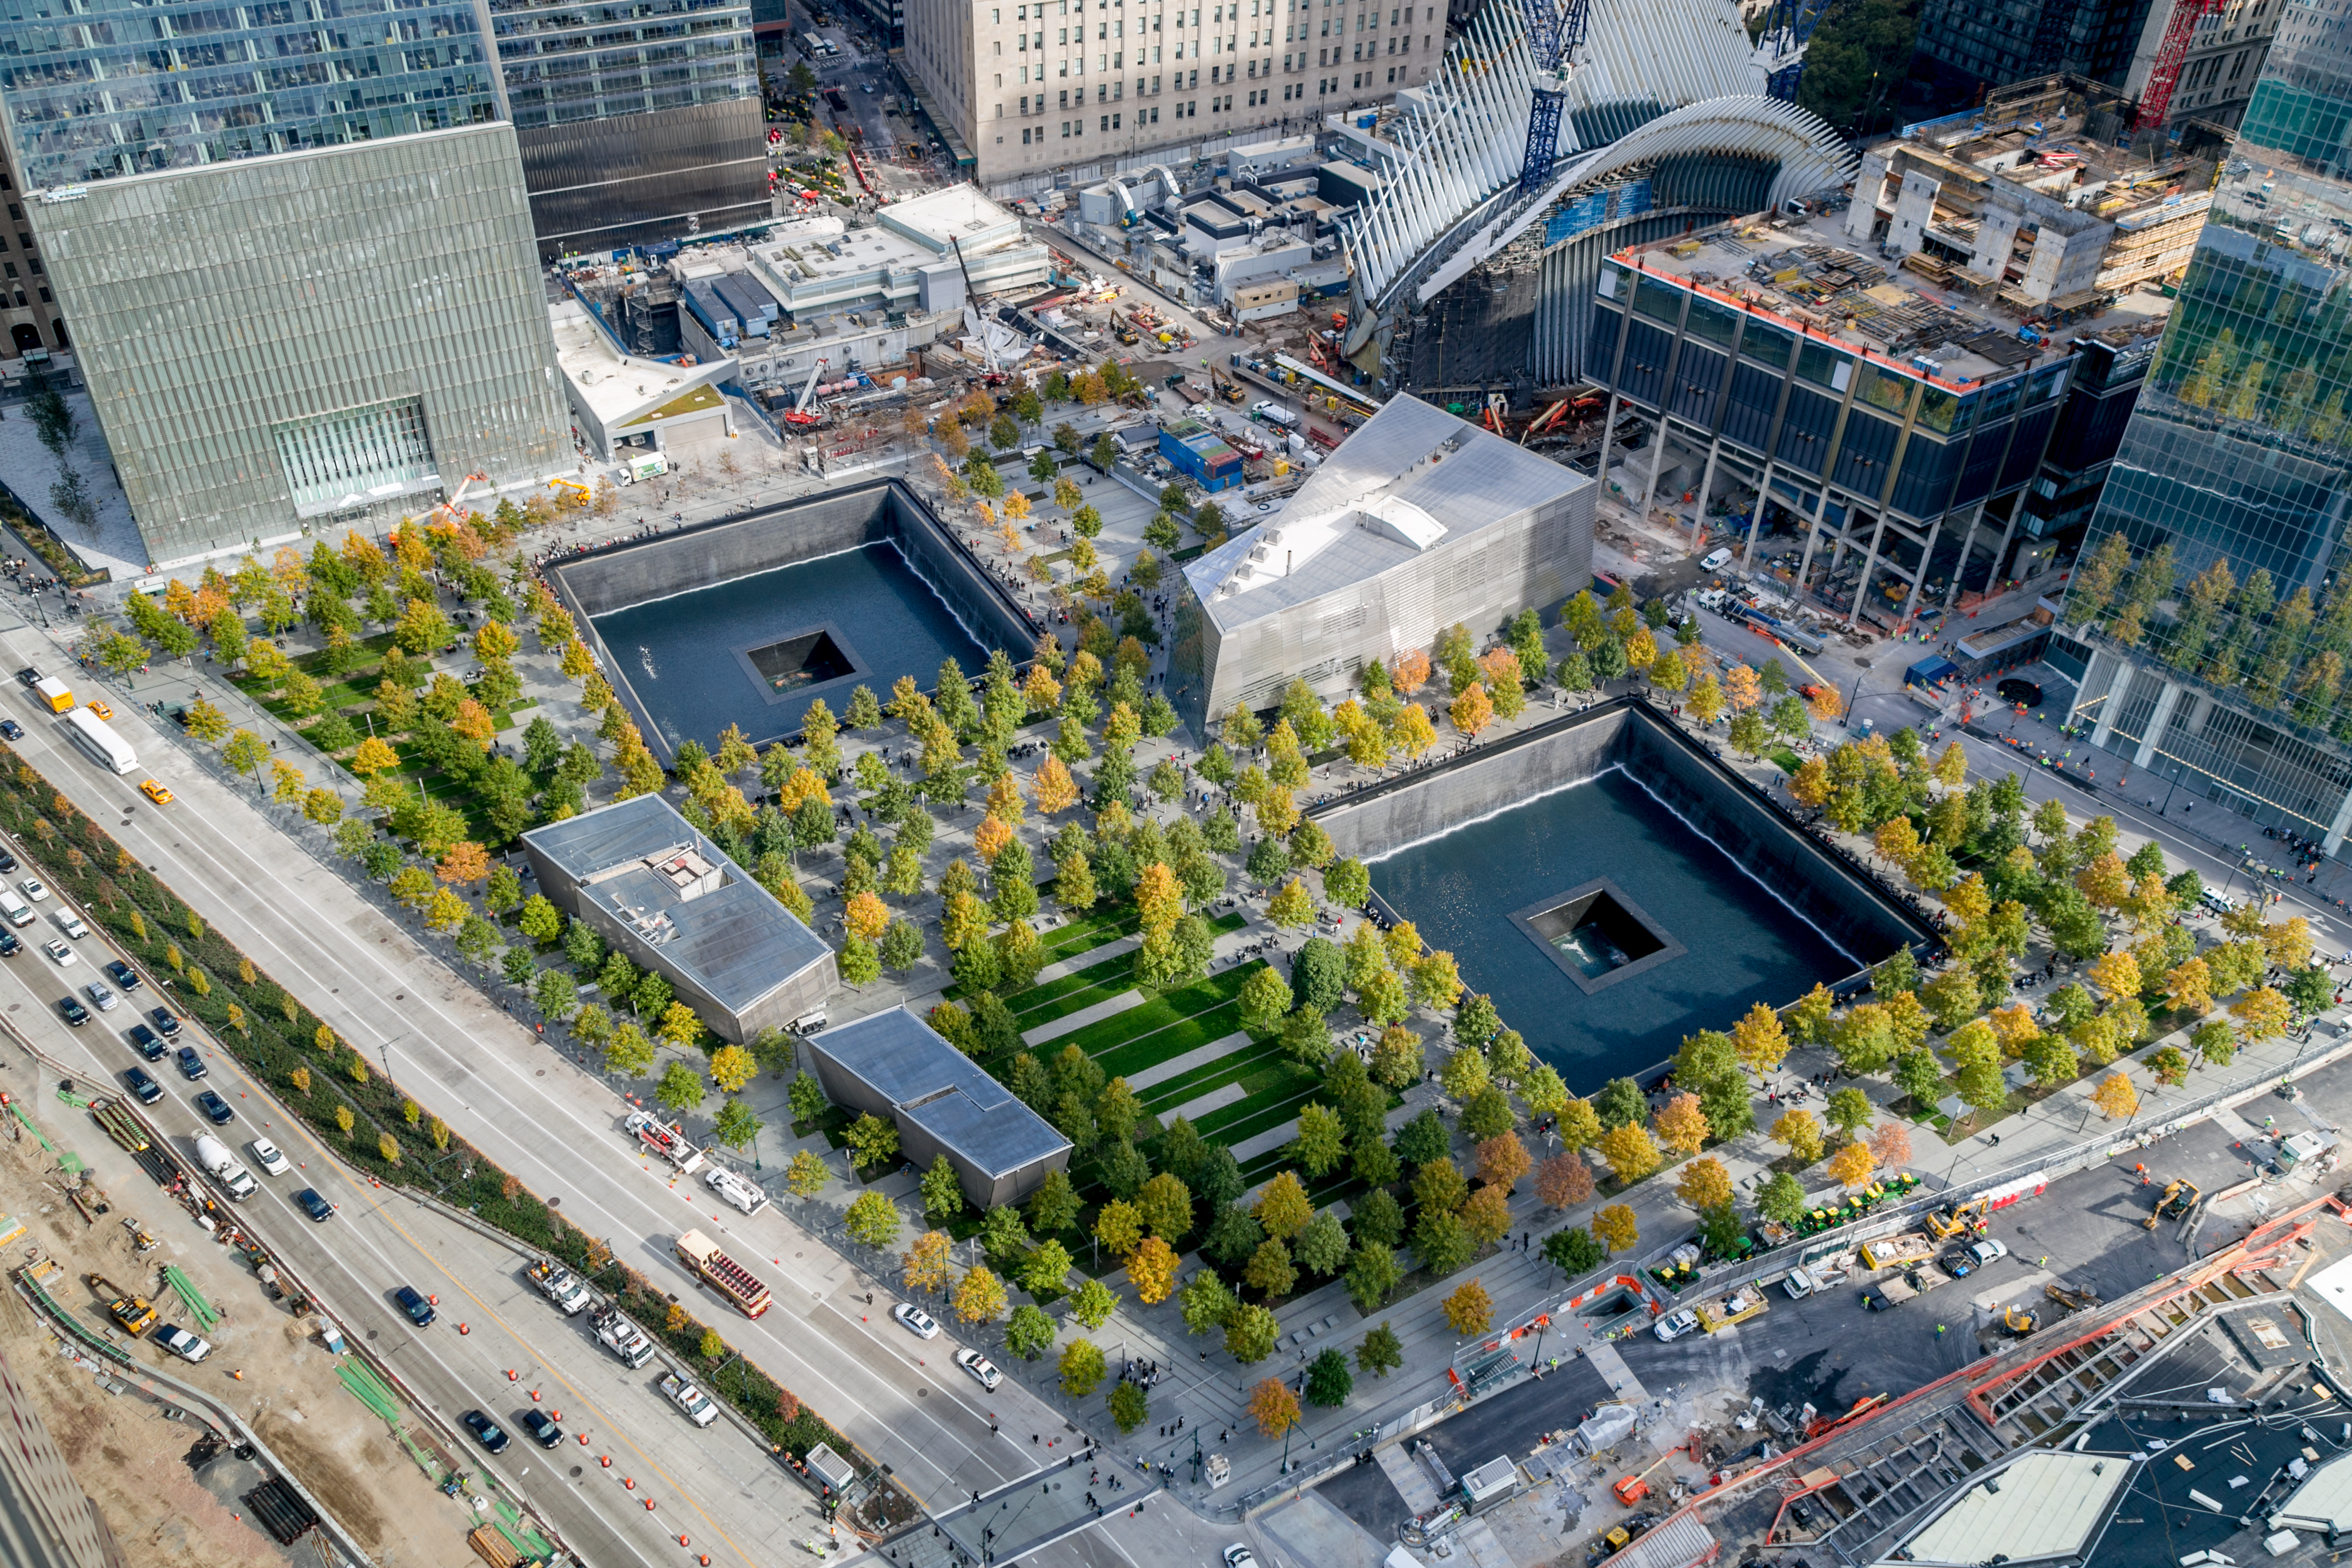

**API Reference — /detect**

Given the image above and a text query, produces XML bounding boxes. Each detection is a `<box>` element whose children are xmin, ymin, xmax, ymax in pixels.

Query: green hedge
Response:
<box><xmin>0</xmin><ymin>749</ymin><xmax>856</xmax><ymax>1472</ymax></box>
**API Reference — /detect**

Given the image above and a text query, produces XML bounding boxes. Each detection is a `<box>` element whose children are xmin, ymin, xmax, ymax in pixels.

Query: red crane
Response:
<box><xmin>2133</xmin><ymin>0</ymin><xmax>2228</xmax><ymax>132</ymax></box>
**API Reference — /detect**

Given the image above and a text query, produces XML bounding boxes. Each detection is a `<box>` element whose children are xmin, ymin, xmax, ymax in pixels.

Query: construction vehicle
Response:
<box><xmin>2001</xmin><ymin>1303</ymin><xmax>2039</xmax><ymax>1336</ymax></box>
<box><xmin>1924</xmin><ymin>1197</ymin><xmax>1988</xmax><ymax>1241</ymax></box>
<box><xmin>624</xmin><ymin>1109</ymin><xmax>705</xmax><ymax>1174</ymax></box>
<box><xmin>1857</xmin><ymin>1232</ymin><xmax>1934</xmax><ymax>1271</ymax></box>
<box><xmin>2145</xmin><ymin>1178</ymin><xmax>2200</xmax><ymax>1229</ymax></box>
<box><xmin>2134</xmin><ymin>0</ymin><xmax>2228</xmax><ymax>130</ymax></box>
<box><xmin>1209</xmin><ymin>366</ymin><xmax>1246</xmax><ymax>405</ymax></box>
<box><xmin>88</xmin><ymin>1273</ymin><xmax>156</xmax><ymax>1335</ymax></box>
<box><xmin>1612</xmin><ymin>1452</ymin><xmax>1680</xmax><ymax>1506</ymax></box>
<box><xmin>2045</xmin><ymin>1282</ymin><xmax>2102</xmax><ymax>1314</ymax></box>
<box><xmin>783</xmin><ymin>358</ymin><xmax>829</xmax><ymax>426</ymax></box>
<box><xmin>1696</xmin><ymin>1288</ymin><xmax>1769</xmax><ymax>1333</ymax></box>
<box><xmin>547</xmin><ymin>477</ymin><xmax>592</xmax><ymax>505</ymax></box>
<box><xmin>1514</xmin><ymin>0</ymin><xmax>1594</xmax><ymax>192</ymax></box>
<box><xmin>1750</xmin><ymin>0</ymin><xmax>1831</xmax><ymax>100</ymax></box>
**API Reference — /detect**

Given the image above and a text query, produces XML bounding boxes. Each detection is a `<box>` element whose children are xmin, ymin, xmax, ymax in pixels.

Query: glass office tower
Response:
<box><xmin>493</xmin><ymin>0</ymin><xmax>769</xmax><ymax>256</ymax></box>
<box><xmin>0</xmin><ymin>0</ymin><xmax>507</xmax><ymax>187</ymax></box>
<box><xmin>2060</xmin><ymin>0</ymin><xmax>2352</xmax><ymax>852</ymax></box>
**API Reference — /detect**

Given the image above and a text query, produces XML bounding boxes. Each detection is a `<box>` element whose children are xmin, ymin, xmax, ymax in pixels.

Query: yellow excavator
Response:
<box><xmin>1926</xmin><ymin>1197</ymin><xmax>1988</xmax><ymax>1241</ymax></box>
<box><xmin>2001</xmin><ymin>1303</ymin><xmax>2039</xmax><ymax>1337</ymax></box>
<box><xmin>2143</xmin><ymin>1179</ymin><xmax>2200</xmax><ymax>1230</ymax></box>
<box><xmin>87</xmin><ymin>1273</ymin><xmax>155</xmax><ymax>1335</ymax></box>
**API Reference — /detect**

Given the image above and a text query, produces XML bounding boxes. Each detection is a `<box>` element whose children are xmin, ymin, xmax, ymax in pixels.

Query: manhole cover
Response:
<box><xmin>570</xmin><ymin>1466</ymin><xmax>583</xmax><ymax>1477</ymax></box>
<box><xmin>917</xmin><ymin>1388</ymin><xmax>927</xmax><ymax>1397</ymax></box>
<box><xmin>548</xmin><ymin>1196</ymin><xmax>560</xmax><ymax>1206</ymax></box>
<box><xmin>795</xmin><ymin>1253</ymin><xmax>804</xmax><ymax>1259</ymax></box>
<box><xmin>536</xmin><ymin>1070</ymin><xmax>546</xmax><ymax>1077</ymax></box>
<box><xmin>367</xmin><ymin>1329</ymin><xmax>379</xmax><ymax>1340</ymax></box>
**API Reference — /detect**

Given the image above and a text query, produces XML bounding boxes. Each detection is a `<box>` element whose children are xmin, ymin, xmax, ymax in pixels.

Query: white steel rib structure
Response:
<box><xmin>1338</xmin><ymin>0</ymin><xmax>1857</xmax><ymax>372</ymax></box>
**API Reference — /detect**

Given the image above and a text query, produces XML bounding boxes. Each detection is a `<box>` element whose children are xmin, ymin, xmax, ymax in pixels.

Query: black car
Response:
<box><xmin>104</xmin><ymin>960</ymin><xmax>141</xmax><ymax>991</ymax></box>
<box><xmin>123</xmin><ymin>1065</ymin><xmax>163</xmax><ymax>1104</ymax></box>
<box><xmin>13</xmin><ymin>668</ymin><xmax>37</xmax><ymax>688</ymax></box>
<box><xmin>57</xmin><ymin>996</ymin><xmax>87</xmax><ymax>1026</ymax></box>
<box><xmin>0</xmin><ymin>931</ymin><xmax>18</xmax><ymax>957</ymax></box>
<box><xmin>175</xmin><ymin>1045</ymin><xmax>205</xmax><ymax>1080</ymax></box>
<box><xmin>520</xmin><ymin>1410</ymin><xmax>564</xmax><ymax>1449</ymax></box>
<box><xmin>195</xmin><ymin>1089</ymin><xmax>234</xmax><ymax>1124</ymax></box>
<box><xmin>0</xmin><ymin>720</ymin><xmax>22</xmax><ymax>742</ymax></box>
<box><xmin>462</xmin><ymin>1410</ymin><xmax>510</xmax><ymax>1455</ymax></box>
<box><xmin>127</xmin><ymin>1023</ymin><xmax>165</xmax><ymax>1060</ymax></box>
<box><xmin>393</xmin><ymin>1285</ymin><xmax>435</xmax><ymax>1327</ymax></box>
<box><xmin>1996</xmin><ymin>678</ymin><xmax>2043</xmax><ymax>708</ymax></box>
<box><xmin>0</xmin><ymin>850</ymin><xmax>19</xmax><ymax>874</ymax></box>
<box><xmin>149</xmin><ymin>1008</ymin><xmax>181</xmax><ymax>1037</ymax></box>
<box><xmin>295</xmin><ymin>1188</ymin><xmax>335</xmax><ymax>1222</ymax></box>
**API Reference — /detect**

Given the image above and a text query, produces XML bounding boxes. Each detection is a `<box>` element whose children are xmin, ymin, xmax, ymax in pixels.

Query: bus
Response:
<box><xmin>63</xmin><ymin>707</ymin><xmax>135</xmax><ymax>775</ymax></box>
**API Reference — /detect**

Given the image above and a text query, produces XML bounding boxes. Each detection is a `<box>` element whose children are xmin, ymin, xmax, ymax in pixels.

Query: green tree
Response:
<box><xmin>1059</xmin><ymin>1338</ymin><xmax>1108</xmax><ymax>1396</ymax></box>
<box><xmin>845</xmin><ymin>1190</ymin><xmax>903</xmax><ymax>1249</ymax></box>
<box><xmin>1305</xmin><ymin>1347</ymin><xmax>1353</xmax><ymax>1407</ymax></box>
<box><xmin>655</xmin><ymin>1060</ymin><xmax>706</xmax><ymax>1112</ymax></box>
<box><xmin>1357</xmin><ymin>1322</ymin><xmax>1404</xmax><ymax>1378</ymax></box>
<box><xmin>920</xmin><ymin>1154</ymin><xmax>965</xmax><ymax>1221</ymax></box>
<box><xmin>1542</xmin><ymin>1226</ymin><xmax>1604</xmax><ymax>1279</ymax></box>
<box><xmin>1006</xmin><ymin>1303</ymin><xmax>1056</xmax><ymax>1360</ymax></box>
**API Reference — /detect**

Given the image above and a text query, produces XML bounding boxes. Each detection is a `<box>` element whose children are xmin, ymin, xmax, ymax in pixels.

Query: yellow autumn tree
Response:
<box><xmin>2090</xmin><ymin>1071</ymin><xmax>2139</xmax><ymax>1120</ymax></box>
<box><xmin>1824</xmin><ymin>1140</ymin><xmax>1876</xmax><ymax>1188</ymax></box>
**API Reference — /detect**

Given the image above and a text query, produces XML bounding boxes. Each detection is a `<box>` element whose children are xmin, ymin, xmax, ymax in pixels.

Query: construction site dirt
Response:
<box><xmin>0</xmin><ymin>1080</ymin><xmax>472</xmax><ymax>1566</ymax></box>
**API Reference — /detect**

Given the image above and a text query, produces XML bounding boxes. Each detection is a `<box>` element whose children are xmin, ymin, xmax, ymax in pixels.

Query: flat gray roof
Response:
<box><xmin>807</xmin><ymin>1008</ymin><xmax>1071</xmax><ymax>1178</ymax></box>
<box><xmin>1182</xmin><ymin>395</ymin><xmax>1587</xmax><ymax>635</ymax></box>
<box><xmin>524</xmin><ymin>795</ymin><xmax>832</xmax><ymax>1012</ymax></box>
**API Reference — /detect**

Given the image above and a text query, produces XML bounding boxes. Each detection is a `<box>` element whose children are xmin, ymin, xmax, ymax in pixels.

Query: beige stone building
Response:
<box><xmin>901</xmin><ymin>0</ymin><xmax>1442</xmax><ymax>181</ymax></box>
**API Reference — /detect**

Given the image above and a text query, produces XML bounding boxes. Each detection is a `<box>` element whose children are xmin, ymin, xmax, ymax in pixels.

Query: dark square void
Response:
<box><xmin>589</xmin><ymin>542</ymin><xmax>989</xmax><ymax>755</ymax></box>
<box><xmin>1511</xmin><ymin>879</ymin><xmax>1685</xmax><ymax>994</ymax></box>
<box><xmin>1370</xmin><ymin>767</ymin><xmax>1861</xmax><ymax>1092</ymax></box>
<box><xmin>744</xmin><ymin>627</ymin><xmax>856</xmax><ymax>695</ymax></box>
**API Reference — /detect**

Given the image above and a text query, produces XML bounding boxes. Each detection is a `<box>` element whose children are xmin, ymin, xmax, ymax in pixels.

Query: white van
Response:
<box><xmin>51</xmin><ymin>908</ymin><xmax>87</xmax><ymax>940</ymax></box>
<box><xmin>0</xmin><ymin>887</ymin><xmax>33</xmax><ymax>928</ymax></box>
<box><xmin>704</xmin><ymin>1166</ymin><xmax>770</xmax><ymax>1217</ymax></box>
<box><xmin>1699</xmin><ymin>547</ymin><xmax>1734</xmax><ymax>573</ymax></box>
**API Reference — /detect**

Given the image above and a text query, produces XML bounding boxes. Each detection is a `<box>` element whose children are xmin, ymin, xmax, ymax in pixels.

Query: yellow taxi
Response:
<box><xmin>137</xmin><ymin>779</ymin><xmax>173</xmax><ymax>806</ymax></box>
<box><xmin>85</xmin><ymin>699</ymin><xmax>112</xmax><ymax>720</ymax></box>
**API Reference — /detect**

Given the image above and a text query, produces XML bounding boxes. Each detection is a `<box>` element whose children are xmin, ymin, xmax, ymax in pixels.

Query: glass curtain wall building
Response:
<box><xmin>2058</xmin><ymin>0</ymin><xmax>2352</xmax><ymax>852</ymax></box>
<box><xmin>27</xmin><ymin>125</ymin><xmax>570</xmax><ymax>567</ymax></box>
<box><xmin>493</xmin><ymin>0</ymin><xmax>768</xmax><ymax>257</ymax></box>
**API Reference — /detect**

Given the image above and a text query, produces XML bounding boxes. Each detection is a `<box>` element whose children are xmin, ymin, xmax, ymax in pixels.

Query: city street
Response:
<box><xmin>0</xmin><ymin>605</ymin><xmax>1150</xmax><ymax>1565</ymax></box>
<box><xmin>0</xmin><ymin>859</ymin><xmax>822</xmax><ymax>1567</ymax></box>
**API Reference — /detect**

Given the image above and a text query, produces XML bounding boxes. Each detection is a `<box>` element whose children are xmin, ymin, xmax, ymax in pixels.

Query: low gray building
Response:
<box><xmin>520</xmin><ymin>795</ymin><xmax>834</xmax><ymax>1044</ymax></box>
<box><xmin>802</xmin><ymin>1009</ymin><xmax>1071</xmax><ymax>1210</ymax></box>
<box><xmin>1169</xmin><ymin>396</ymin><xmax>1594</xmax><ymax>735</ymax></box>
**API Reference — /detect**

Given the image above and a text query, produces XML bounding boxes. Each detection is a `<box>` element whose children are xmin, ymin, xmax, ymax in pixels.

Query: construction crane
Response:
<box><xmin>1751</xmin><ymin>0</ymin><xmax>1833</xmax><ymax>101</ymax></box>
<box><xmin>1515</xmin><ymin>0</ymin><xmax>1595</xmax><ymax>193</ymax></box>
<box><xmin>783</xmin><ymin>358</ymin><xmax>829</xmax><ymax>426</ymax></box>
<box><xmin>2133</xmin><ymin>0</ymin><xmax>2226</xmax><ymax>131</ymax></box>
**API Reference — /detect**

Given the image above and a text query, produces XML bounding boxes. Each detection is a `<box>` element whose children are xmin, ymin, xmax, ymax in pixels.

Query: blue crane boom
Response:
<box><xmin>1752</xmin><ymin>0</ymin><xmax>1832</xmax><ymax>100</ymax></box>
<box><xmin>1516</xmin><ymin>0</ymin><xmax>1594</xmax><ymax>193</ymax></box>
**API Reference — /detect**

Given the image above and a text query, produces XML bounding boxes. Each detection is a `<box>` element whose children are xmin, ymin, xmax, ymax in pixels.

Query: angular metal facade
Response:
<box><xmin>36</xmin><ymin>126</ymin><xmax>569</xmax><ymax>567</ymax></box>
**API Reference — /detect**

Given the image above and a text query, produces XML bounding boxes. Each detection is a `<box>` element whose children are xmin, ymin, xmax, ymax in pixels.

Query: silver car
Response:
<box><xmin>83</xmin><ymin>981</ymin><xmax>118</xmax><ymax>1012</ymax></box>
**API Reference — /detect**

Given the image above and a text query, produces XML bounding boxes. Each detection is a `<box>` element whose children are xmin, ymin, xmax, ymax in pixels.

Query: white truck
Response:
<box><xmin>191</xmin><ymin>1134</ymin><xmax>257</xmax><ymax>1200</ymax></box>
<box><xmin>592</xmin><ymin>1307</ymin><xmax>656</xmax><ymax>1369</ymax></box>
<box><xmin>625</xmin><ymin>1108</ymin><xmax>705</xmax><ymax>1174</ymax></box>
<box><xmin>703</xmin><ymin>1165</ymin><xmax>769</xmax><ymax>1217</ymax></box>
<box><xmin>528</xmin><ymin>1259</ymin><xmax>591</xmax><ymax>1315</ymax></box>
<box><xmin>616</xmin><ymin>450</ymin><xmax>671</xmax><ymax>485</ymax></box>
<box><xmin>661</xmin><ymin>1371</ymin><xmax>720</xmax><ymax>1428</ymax></box>
<box><xmin>1251</xmin><ymin>399</ymin><xmax>1301</xmax><ymax>431</ymax></box>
